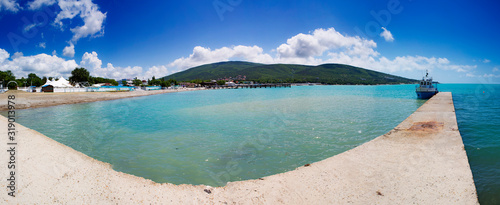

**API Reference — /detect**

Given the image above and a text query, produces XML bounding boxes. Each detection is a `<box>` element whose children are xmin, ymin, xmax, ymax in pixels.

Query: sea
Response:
<box><xmin>6</xmin><ymin>84</ymin><xmax>499</xmax><ymax>204</ymax></box>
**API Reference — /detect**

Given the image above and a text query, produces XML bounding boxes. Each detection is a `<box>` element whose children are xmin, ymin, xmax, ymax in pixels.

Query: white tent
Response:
<box><xmin>42</xmin><ymin>79</ymin><xmax>54</xmax><ymax>87</ymax></box>
<box><xmin>56</xmin><ymin>77</ymin><xmax>73</xmax><ymax>87</ymax></box>
<box><xmin>42</xmin><ymin>77</ymin><xmax>73</xmax><ymax>88</ymax></box>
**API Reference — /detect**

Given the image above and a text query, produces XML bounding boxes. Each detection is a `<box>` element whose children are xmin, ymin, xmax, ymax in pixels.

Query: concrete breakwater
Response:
<box><xmin>0</xmin><ymin>92</ymin><xmax>477</xmax><ymax>204</ymax></box>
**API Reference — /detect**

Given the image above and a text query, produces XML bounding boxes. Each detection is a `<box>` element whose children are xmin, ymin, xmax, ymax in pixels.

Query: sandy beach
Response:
<box><xmin>0</xmin><ymin>92</ymin><xmax>478</xmax><ymax>204</ymax></box>
<box><xmin>0</xmin><ymin>88</ymin><xmax>204</xmax><ymax>111</ymax></box>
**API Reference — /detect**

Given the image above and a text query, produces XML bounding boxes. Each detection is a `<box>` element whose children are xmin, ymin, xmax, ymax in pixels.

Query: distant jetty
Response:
<box><xmin>204</xmin><ymin>83</ymin><xmax>292</xmax><ymax>89</ymax></box>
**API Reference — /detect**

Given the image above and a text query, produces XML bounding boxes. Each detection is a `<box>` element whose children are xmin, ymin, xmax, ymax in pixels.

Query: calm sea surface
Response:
<box><xmin>6</xmin><ymin>84</ymin><xmax>499</xmax><ymax>204</ymax></box>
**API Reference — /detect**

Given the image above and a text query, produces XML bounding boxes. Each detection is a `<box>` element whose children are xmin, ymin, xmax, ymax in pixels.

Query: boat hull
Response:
<box><xmin>416</xmin><ymin>91</ymin><xmax>437</xmax><ymax>99</ymax></box>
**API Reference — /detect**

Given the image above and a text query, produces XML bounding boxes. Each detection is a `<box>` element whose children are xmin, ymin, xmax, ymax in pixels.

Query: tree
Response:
<box><xmin>122</xmin><ymin>80</ymin><xmax>127</xmax><ymax>86</ymax></box>
<box><xmin>0</xmin><ymin>70</ymin><xmax>16</xmax><ymax>88</ymax></box>
<box><xmin>132</xmin><ymin>79</ymin><xmax>142</xmax><ymax>86</ymax></box>
<box><xmin>149</xmin><ymin>76</ymin><xmax>161</xmax><ymax>86</ymax></box>
<box><xmin>166</xmin><ymin>79</ymin><xmax>177</xmax><ymax>86</ymax></box>
<box><xmin>151</xmin><ymin>76</ymin><xmax>155</xmax><ymax>85</ymax></box>
<box><xmin>190</xmin><ymin>79</ymin><xmax>203</xmax><ymax>84</ymax></box>
<box><xmin>69</xmin><ymin>67</ymin><xmax>90</xmax><ymax>83</ymax></box>
<box><xmin>27</xmin><ymin>73</ymin><xmax>43</xmax><ymax>87</ymax></box>
<box><xmin>91</xmin><ymin>77</ymin><xmax>119</xmax><ymax>86</ymax></box>
<box><xmin>216</xmin><ymin>80</ymin><xmax>226</xmax><ymax>85</ymax></box>
<box><xmin>16</xmin><ymin>77</ymin><xmax>26</xmax><ymax>88</ymax></box>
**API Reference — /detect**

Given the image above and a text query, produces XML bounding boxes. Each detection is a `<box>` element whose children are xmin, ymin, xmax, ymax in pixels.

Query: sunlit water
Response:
<box><xmin>4</xmin><ymin>84</ymin><xmax>499</xmax><ymax>203</ymax></box>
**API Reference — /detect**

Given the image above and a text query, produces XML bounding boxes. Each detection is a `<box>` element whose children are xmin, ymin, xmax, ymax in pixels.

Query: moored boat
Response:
<box><xmin>416</xmin><ymin>70</ymin><xmax>438</xmax><ymax>99</ymax></box>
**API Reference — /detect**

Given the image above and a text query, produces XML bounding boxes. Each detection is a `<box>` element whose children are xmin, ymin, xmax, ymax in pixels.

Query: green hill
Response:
<box><xmin>162</xmin><ymin>61</ymin><xmax>417</xmax><ymax>85</ymax></box>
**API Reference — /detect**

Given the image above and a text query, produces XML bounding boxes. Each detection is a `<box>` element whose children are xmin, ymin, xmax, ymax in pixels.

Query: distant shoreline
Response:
<box><xmin>0</xmin><ymin>84</ymin><xmax>422</xmax><ymax>111</ymax></box>
<box><xmin>0</xmin><ymin>88</ymin><xmax>205</xmax><ymax>111</ymax></box>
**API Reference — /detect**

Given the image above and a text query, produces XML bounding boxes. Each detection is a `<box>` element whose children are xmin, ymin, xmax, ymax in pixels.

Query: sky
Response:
<box><xmin>0</xmin><ymin>0</ymin><xmax>499</xmax><ymax>83</ymax></box>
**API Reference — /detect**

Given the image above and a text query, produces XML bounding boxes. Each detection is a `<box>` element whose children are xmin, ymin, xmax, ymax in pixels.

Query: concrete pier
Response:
<box><xmin>1</xmin><ymin>92</ymin><xmax>478</xmax><ymax>204</ymax></box>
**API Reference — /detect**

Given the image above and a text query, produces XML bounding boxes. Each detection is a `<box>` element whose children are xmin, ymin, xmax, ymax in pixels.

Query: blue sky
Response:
<box><xmin>0</xmin><ymin>0</ymin><xmax>499</xmax><ymax>83</ymax></box>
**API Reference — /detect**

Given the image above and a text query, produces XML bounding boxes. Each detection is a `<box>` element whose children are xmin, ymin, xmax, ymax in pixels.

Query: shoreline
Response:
<box><xmin>0</xmin><ymin>88</ymin><xmax>205</xmax><ymax>111</ymax></box>
<box><xmin>0</xmin><ymin>84</ymin><xmax>418</xmax><ymax>111</ymax></box>
<box><xmin>0</xmin><ymin>92</ymin><xmax>478</xmax><ymax>204</ymax></box>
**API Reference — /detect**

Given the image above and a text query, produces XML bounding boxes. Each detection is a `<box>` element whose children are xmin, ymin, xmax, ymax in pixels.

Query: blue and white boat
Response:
<box><xmin>416</xmin><ymin>70</ymin><xmax>438</xmax><ymax>99</ymax></box>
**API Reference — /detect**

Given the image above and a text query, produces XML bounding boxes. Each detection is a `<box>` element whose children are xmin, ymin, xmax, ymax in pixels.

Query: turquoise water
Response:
<box><xmin>5</xmin><ymin>84</ymin><xmax>499</xmax><ymax>203</ymax></box>
<box><xmin>438</xmin><ymin>84</ymin><xmax>500</xmax><ymax>204</ymax></box>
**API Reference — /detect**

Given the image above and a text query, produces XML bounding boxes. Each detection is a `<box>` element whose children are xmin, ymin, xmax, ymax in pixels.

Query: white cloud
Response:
<box><xmin>483</xmin><ymin>59</ymin><xmax>491</xmax><ymax>63</ymax></box>
<box><xmin>277</xmin><ymin>33</ymin><xmax>324</xmax><ymax>58</ymax></box>
<box><xmin>52</xmin><ymin>50</ymin><xmax>57</xmax><ymax>56</ymax></box>
<box><xmin>0</xmin><ymin>0</ymin><xmax>20</xmax><ymax>12</ymax></box>
<box><xmin>166</xmin><ymin>27</ymin><xmax>473</xmax><ymax>77</ymax></box>
<box><xmin>466</xmin><ymin>73</ymin><xmax>475</xmax><ymax>78</ymax></box>
<box><xmin>380</xmin><ymin>27</ymin><xmax>394</xmax><ymax>42</ymax></box>
<box><xmin>2</xmin><ymin>26</ymin><xmax>478</xmax><ymax>81</ymax></box>
<box><xmin>325</xmin><ymin>54</ymin><xmax>475</xmax><ymax>74</ymax></box>
<box><xmin>493</xmin><ymin>67</ymin><xmax>499</xmax><ymax>72</ymax></box>
<box><xmin>276</xmin><ymin>28</ymin><xmax>378</xmax><ymax>60</ymax></box>
<box><xmin>38</xmin><ymin>42</ymin><xmax>46</xmax><ymax>48</ymax></box>
<box><xmin>0</xmin><ymin>48</ymin><xmax>78</xmax><ymax>78</ymax></box>
<box><xmin>92</xmin><ymin>63</ymin><xmax>143</xmax><ymax>80</ymax></box>
<box><xmin>79</xmin><ymin>51</ymin><xmax>177</xmax><ymax>79</ymax></box>
<box><xmin>24</xmin><ymin>23</ymin><xmax>40</xmax><ymax>32</ymax></box>
<box><xmin>80</xmin><ymin>51</ymin><xmax>101</xmax><ymax>70</ymax></box>
<box><xmin>27</xmin><ymin>0</ymin><xmax>56</xmax><ymax>10</ymax></box>
<box><xmin>483</xmin><ymin>74</ymin><xmax>495</xmax><ymax>78</ymax></box>
<box><xmin>54</xmin><ymin>0</ymin><xmax>107</xmax><ymax>42</ymax></box>
<box><xmin>144</xmin><ymin>66</ymin><xmax>170</xmax><ymax>79</ymax></box>
<box><xmin>169</xmin><ymin>45</ymin><xmax>274</xmax><ymax>70</ymax></box>
<box><xmin>0</xmin><ymin>49</ymin><xmax>10</xmax><ymax>64</ymax></box>
<box><xmin>63</xmin><ymin>42</ymin><xmax>75</xmax><ymax>57</ymax></box>
<box><xmin>168</xmin><ymin>27</ymin><xmax>381</xmax><ymax>71</ymax></box>
<box><xmin>9</xmin><ymin>0</ymin><xmax>107</xmax><ymax>58</ymax></box>
<box><xmin>12</xmin><ymin>52</ymin><xmax>23</xmax><ymax>59</ymax></box>
<box><xmin>466</xmin><ymin>73</ymin><xmax>500</xmax><ymax>78</ymax></box>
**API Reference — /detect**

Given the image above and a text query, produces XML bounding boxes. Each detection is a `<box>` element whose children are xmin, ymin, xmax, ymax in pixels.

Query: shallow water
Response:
<box><xmin>9</xmin><ymin>85</ymin><xmax>421</xmax><ymax>186</ymax></box>
<box><xmin>6</xmin><ymin>84</ymin><xmax>499</xmax><ymax>203</ymax></box>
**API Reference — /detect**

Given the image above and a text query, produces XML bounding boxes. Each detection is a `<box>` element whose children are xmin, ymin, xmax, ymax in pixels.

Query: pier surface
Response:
<box><xmin>1</xmin><ymin>92</ymin><xmax>478</xmax><ymax>204</ymax></box>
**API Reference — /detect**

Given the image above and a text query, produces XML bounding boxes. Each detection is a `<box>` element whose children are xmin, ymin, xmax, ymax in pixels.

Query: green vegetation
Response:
<box><xmin>147</xmin><ymin>76</ymin><xmax>178</xmax><ymax>87</ymax></box>
<box><xmin>161</xmin><ymin>79</ymin><xmax>178</xmax><ymax>87</ymax></box>
<box><xmin>1</xmin><ymin>67</ymin><xmax>118</xmax><ymax>89</ymax></box>
<box><xmin>0</xmin><ymin>70</ymin><xmax>17</xmax><ymax>89</ymax></box>
<box><xmin>69</xmin><ymin>67</ymin><xmax>118</xmax><ymax>85</ymax></box>
<box><xmin>27</xmin><ymin>73</ymin><xmax>43</xmax><ymax>87</ymax></box>
<box><xmin>132</xmin><ymin>79</ymin><xmax>142</xmax><ymax>86</ymax></box>
<box><xmin>69</xmin><ymin>67</ymin><xmax>91</xmax><ymax>83</ymax></box>
<box><xmin>2</xmin><ymin>61</ymin><xmax>418</xmax><ymax>91</ymax></box>
<box><xmin>216</xmin><ymin>80</ymin><xmax>226</xmax><ymax>85</ymax></box>
<box><xmin>162</xmin><ymin>61</ymin><xmax>262</xmax><ymax>81</ymax></box>
<box><xmin>162</xmin><ymin>61</ymin><xmax>418</xmax><ymax>85</ymax></box>
<box><xmin>149</xmin><ymin>76</ymin><xmax>160</xmax><ymax>86</ymax></box>
<box><xmin>91</xmin><ymin>77</ymin><xmax>118</xmax><ymax>86</ymax></box>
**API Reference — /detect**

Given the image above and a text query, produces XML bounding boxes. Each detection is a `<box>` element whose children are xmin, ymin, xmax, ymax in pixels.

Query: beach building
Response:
<box><xmin>144</xmin><ymin>86</ymin><xmax>162</xmax><ymax>91</ymax></box>
<box><xmin>180</xmin><ymin>82</ymin><xmax>197</xmax><ymax>88</ymax></box>
<box><xmin>41</xmin><ymin>85</ymin><xmax>54</xmax><ymax>92</ymax></box>
<box><xmin>225</xmin><ymin>81</ymin><xmax>236</xmax><ymax>86</ymax></box>
<box><xmin>200</xmin><ymin>81</ymin><xmax>217</xmax><ymax>87</ymax></box>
